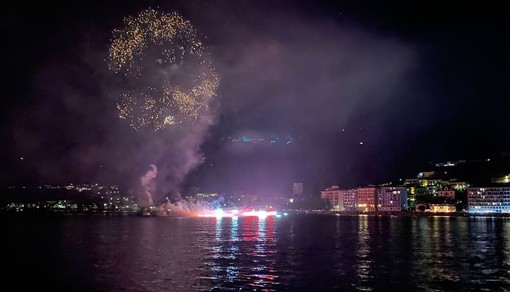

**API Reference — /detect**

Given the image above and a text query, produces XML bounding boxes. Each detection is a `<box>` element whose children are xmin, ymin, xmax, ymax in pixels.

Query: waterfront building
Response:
<box><xmin>377</xmin><ymin>187</ymin><xmax>408</xmax><ymax>212</ymax></box>
<box><xmin>319</xmin><ymin>187</ymin><xmax>357</xmax><ymax>211</ymax></box>
<box><xmin>429</xmin><ymin>204</ymin><xmax>456</xmax><ymax>213</ymax></box>
<box><xmin>468</xmin><ymin>185</ymin><xmax>510</xmax><ymax>213</ymax></box>
<box><xmin>320</xmin><ymin>186</ymin><xmax>344</xmax><ymax>211</ymax></box>
<box><xmin>356</xmin><ymin>186</ymin><xmax>377</xmax><ymax>212</ymax></box>
<box><xmin>343</xmin><ymin>189</ymin><xmax>357</xmax><ymax>211</ymax></box>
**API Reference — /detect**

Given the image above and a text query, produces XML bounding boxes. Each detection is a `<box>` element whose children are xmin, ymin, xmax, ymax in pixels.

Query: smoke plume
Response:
<box><xmin>139</xmin><ymin>164</ymin><xmax>157</xmax><ymax>206</ymax></box>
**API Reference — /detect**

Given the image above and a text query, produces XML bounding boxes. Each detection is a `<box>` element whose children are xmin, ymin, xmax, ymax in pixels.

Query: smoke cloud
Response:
<box><xmin>1</xmin><ymin>1</ymin><xmax>421</xmax><ymax>199</ymax></box>
<box><xmin>139</xmin><ymin>164</ymin><xmax>157</xmax><ymax>206</ymax></box>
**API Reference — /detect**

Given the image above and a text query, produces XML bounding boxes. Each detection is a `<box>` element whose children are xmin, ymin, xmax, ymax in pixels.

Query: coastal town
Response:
<box><xmin>2</xmin><ymin>155</ymin><xmax>509</xmax><ymax>216</ymax></box>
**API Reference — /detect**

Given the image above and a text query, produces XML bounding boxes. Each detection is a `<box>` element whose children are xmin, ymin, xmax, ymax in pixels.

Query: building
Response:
<box><xmin>319</xmin><ymin>187</ymin><xmax>358</xmax><ymax>212</ymax></box>
<box><xmin>377</xmin><ymin>187</ymin><xmax>408</xmax><ymax>212</ymax></box>
<box><xmin>429</xmin><ymin>204</ymin><xmax>456</xmax><ymax>213</ymax></box>
<box><xmin>447</xmin><ymin>180</ymin><xmax>468</xmax><ymax>191</ymax></box>
<box><xmin>468</xmin><ymin>185</ymin><xmax>510</xmax><ymax>213</ymax></box>
<box><xmin>292</xmin><ymin>183</ymin><xmax>304</xmax><ymax>199</ymax></box>
<box><xmin>417</xmin><ymin>171</ymin><xmax>435</xmax><ymax>178</ymax></box>
<box><xmin>357</xmin><ymin>186</ymin><xmax>377</xmax><ymax>212</ymax></box>
<box><xmin>491</xmin><ymin>174</ymin><xmax>510</xmax><ymax>184</ymax></box>
<box><xmin>320</xmin><ymin>186</ymin><xmax>344</xmax><ymax>211</ymax></box>
<box><xmin>438</xmin><ymin>186</ymin><xmax>455</xmax><ymax>200</ymax></box>
<box><xmin>343</xmin><ymin>189</ymin><xmax>357</xmax><ymax>211</ymax></box>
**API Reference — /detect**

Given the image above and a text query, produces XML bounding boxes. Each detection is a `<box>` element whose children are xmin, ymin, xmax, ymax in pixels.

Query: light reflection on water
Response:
<box><xmin>202</xmin><ymin>215</ymin><xmax>279</xmax><ymax>290</ymax></box>
<box><xmin>354</xmin><ymin>216</ymin><xmax>373</xmax><ymax>291</ymax></box>
<box><xmin>2</xmin><ymin>215</ymin><xmax>510</xmax><ymax>291</ymax></box>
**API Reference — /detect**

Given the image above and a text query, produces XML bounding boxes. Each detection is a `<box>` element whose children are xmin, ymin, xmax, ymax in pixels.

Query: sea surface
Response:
<box><xmin>2</xmin><ymin>214</ymin><xmax>510</xmax><ymax>291</ymax></box>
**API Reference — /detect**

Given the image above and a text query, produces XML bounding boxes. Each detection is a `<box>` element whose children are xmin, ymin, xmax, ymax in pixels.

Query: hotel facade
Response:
<box><xmin>377</xmin><ymin>187</ymin><xmax>408</xmax><ymax>212</ymax></box>
<box><xmin>321</xmin><ymin>185</ymin><xmax>407</xmax><ymax>212</ymax></box>
<box><xmin>468</xmin><ymin>185</ymin><xmax>510</xmax><ymax>213</ymax></box>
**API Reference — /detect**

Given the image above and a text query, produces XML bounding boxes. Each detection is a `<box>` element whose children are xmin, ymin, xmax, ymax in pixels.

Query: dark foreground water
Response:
<box><xmin>2</xmin><ymin>214</ymin><xmax>510</xmax><ymax>291</ymax></box>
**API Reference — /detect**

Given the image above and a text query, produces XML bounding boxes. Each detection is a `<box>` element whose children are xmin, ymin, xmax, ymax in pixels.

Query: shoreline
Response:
<box><xmin>286</xmin><ymin>210</ymin><xmax>510</xmax><ymax>218</ymax></box>
<box><xmin>2</xmin><ymin>210</ymin><xmax>510</xmax><ymax>218</ymax></box>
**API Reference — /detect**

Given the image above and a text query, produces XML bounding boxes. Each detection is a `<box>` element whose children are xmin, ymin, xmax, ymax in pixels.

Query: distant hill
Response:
<box><xmin>420</xmin><ymin>153</ymin><xmax>510</xmax><ymax>185</ymax></box>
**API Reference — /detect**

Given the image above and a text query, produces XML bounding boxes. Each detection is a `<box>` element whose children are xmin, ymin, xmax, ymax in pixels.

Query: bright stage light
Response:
<box><xmin>198</xmin><ymin>209</ymin><xmax>277</xmax><ymax>218</ymax></box>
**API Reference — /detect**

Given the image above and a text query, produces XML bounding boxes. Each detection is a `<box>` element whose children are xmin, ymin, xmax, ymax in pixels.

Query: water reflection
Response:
<box><xmin>249</xmin><ymin>216</ymin><xmax>278</xmax><ymax>289</ymax></box>
<box><xmin>7</xmin><ymin>215</ymin><xmax>510</xmax><ymax>291</ymax></box>
<box><xmin>504</xmin><ymin>220</ymin><xmax>510</xmax><ymax>281</ymax></box>
<box><xmin>408</xmin><ymin>217</ymin><xmax>510</xmax><ymax>291</ymax></box>
<box><xmin>204</xmin><ymin>215</ymin><xmax>278</xmax><ymax>290</ymax></box>
<box><xmin>354</xmin><ymin>216</ymin><xmax>373</xmax><ymax>291</ymax></box>
<box><xmin>231</xmin><ymin>216</ymin><xmax>239</xmax><ymax>242</ymax></box>
<box><xmin>208</xmin><ymin>216</ymin><xmax>239</xmax><ymax>283</ymax></box>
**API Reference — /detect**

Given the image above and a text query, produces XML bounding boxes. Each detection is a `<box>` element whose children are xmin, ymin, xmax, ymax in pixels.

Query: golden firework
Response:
<box><xmin>108</xmin><ymin>8</ymin><xmax>219</xmax><ymax>131</ymax></box>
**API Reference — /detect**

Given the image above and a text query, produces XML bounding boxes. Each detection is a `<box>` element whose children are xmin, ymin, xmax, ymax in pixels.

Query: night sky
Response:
<box><xmin>1</xmin><ymin>1</ymin><xmax>508</xmax><ymax>199</ymax></box>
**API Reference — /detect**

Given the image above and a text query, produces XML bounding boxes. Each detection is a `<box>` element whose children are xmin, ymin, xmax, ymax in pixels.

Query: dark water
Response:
<box><xmin>2</xmin><ymin>214</ymin><xmax>510</xmax><ymax>291</ymax></box>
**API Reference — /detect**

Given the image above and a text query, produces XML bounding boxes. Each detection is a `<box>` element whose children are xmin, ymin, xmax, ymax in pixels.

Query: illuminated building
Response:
<box><xmin>320</xmin><ymin>186</ymin><xmax>357</xmax><ymax>211</ymax></box>
<box><xmin>417</xmin><ymin>171</ymin><xmax>435</xmax><ymax>179</ymax></box>
<box><xmin>491</xmin><ymin>174</ymin><xmax>510</xmax><ymax>184</ymax></box>
<box><xmin>320</xmin><ymin>186</ymin><xmax>344</xmax><ymax>211</ymax></box>
<box><xmin>468</xmin><ymin>185</ymin><xmax>510</xmax><ymax>213</ymax></box>
<box><xmin>438</xmin><ymin>186</ymin><xmax>455</xmax><ymax>200</ymax></box>
<box><xmin>356</xmin><ymin>186</ymin><xmax>377</xmax><ymax>212</ymax></box>
<box><xmin>377</xmin><ymin>187</ymin><xmax>407</xmax><ymax>212</ymax></box>
<box><xmin>434</xmin><ymin>161</ymin><xmax>457</xmax><ymax>167</ymax></box>
<box><xmin>343</xmin><ymin>189</ymin><xmax>357</xmax><ymax>211</ymax></box>
<box><xmin>428</xmin><ymin>204</ymin><xmax>456</xmax><ymax>213</ymax></box>
<box><xmin>448</xmin><ymin>181</ymin><xmax>468</xmax><ymax>191</ymax></box>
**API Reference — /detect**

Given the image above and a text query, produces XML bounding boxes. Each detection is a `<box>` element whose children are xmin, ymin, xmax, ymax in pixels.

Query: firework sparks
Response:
<box><xmin>108</xmin><ymin>8</ymin><xmax>219</xmax><ymax>131</ymax></box>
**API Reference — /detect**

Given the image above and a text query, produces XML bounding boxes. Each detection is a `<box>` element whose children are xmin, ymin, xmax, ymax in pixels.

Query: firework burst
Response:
<box><xmin>108</xmin><ymin>8</ymin><xmax>219</xmax><ymax>131</ymax></box>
